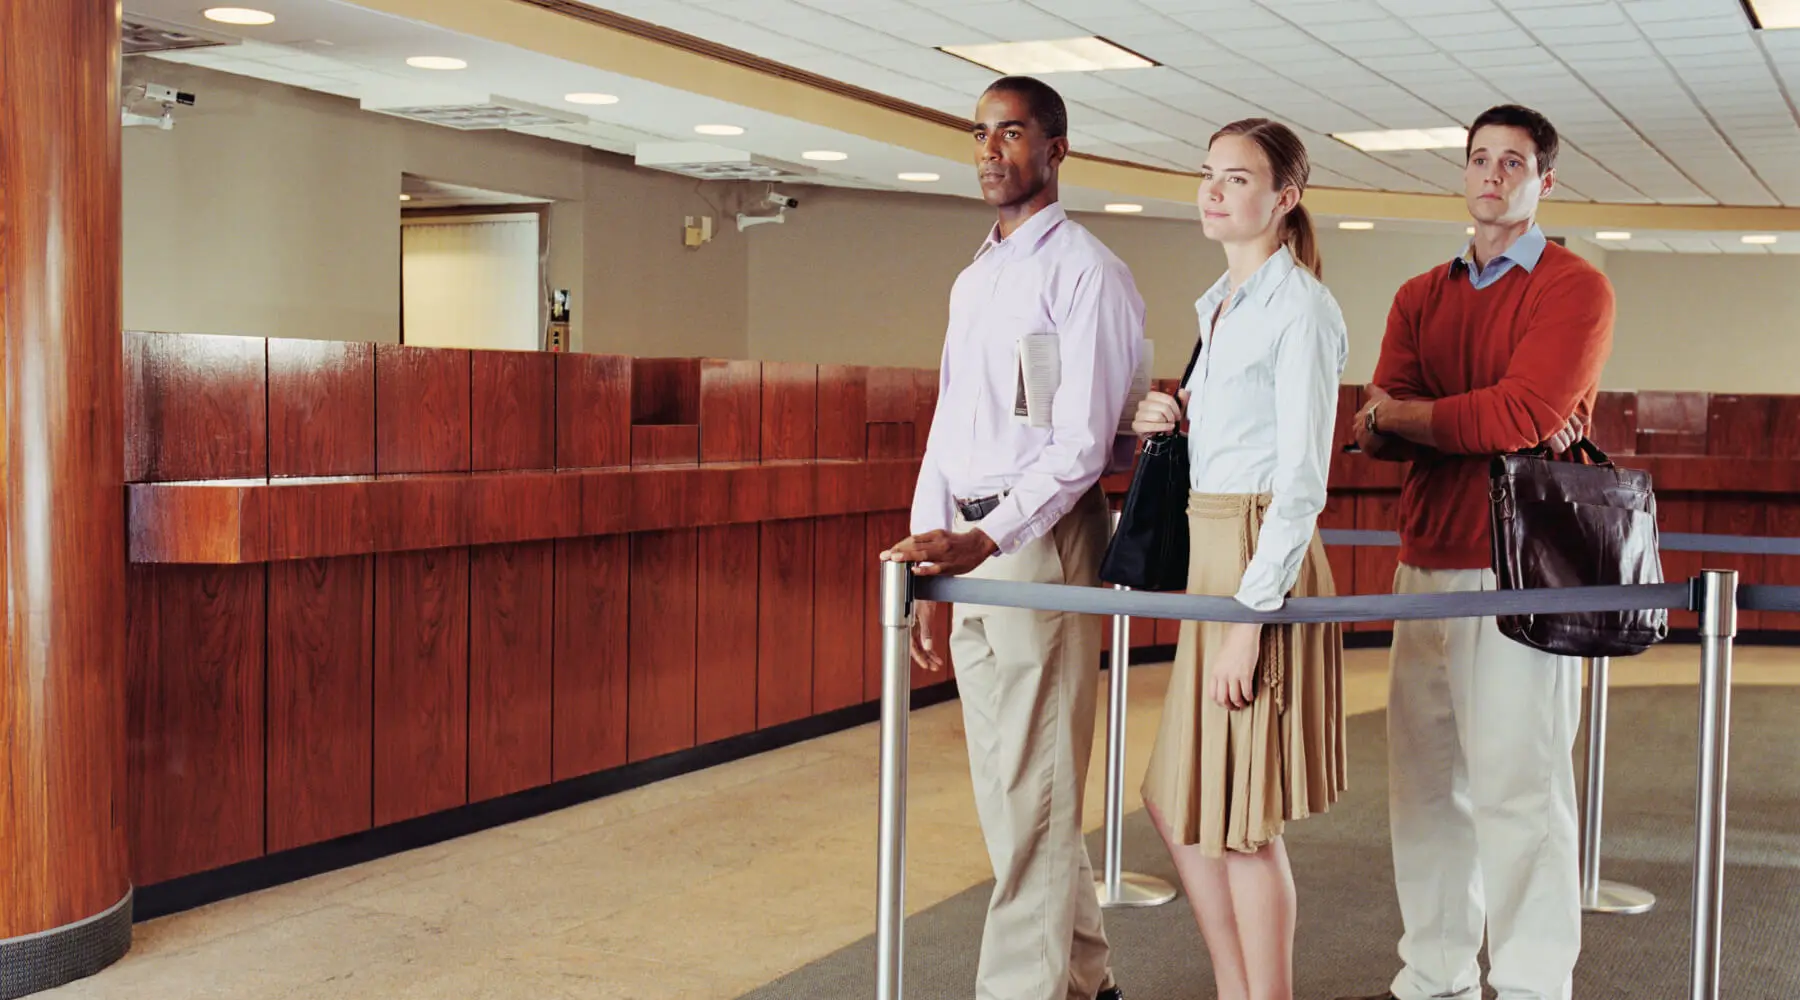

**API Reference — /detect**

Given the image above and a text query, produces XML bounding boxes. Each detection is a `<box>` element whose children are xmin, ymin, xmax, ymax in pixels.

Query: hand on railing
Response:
<box><xmin>880</xmin><ymin>529</ymin><xmax>997</xmax><ymax>577</ymax></box>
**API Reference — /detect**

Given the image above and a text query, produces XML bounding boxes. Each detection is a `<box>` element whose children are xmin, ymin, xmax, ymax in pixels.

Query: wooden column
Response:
<box><xmin>0</xmin><ymin>0</ymin><xmax>133</xmax><ymax>992</ymax></box>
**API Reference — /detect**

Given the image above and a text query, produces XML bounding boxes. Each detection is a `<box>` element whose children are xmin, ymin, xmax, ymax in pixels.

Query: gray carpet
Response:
<box><xmin>739</xmin><ymin>685</ymin><xmax>1800</xmax><ymax>999</ymax></box>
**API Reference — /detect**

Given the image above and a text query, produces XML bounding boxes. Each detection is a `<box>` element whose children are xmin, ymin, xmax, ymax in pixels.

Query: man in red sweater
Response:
<box><xmin>1343</xmin><ymin>105</ymin><xmax>1613</xmax><ymax>1000</ymax></box>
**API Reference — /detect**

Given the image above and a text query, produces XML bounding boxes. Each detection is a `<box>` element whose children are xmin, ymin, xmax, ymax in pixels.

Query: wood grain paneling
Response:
<box><xmin>556</xmin><ymin>352</ymin><xmax>631</xmax><ymax>469</ymax></box>
<box><xmin>813</xmin><ymin>515</ymin><xmax>868</xmax><ymax>713</ymax></box>
<box><xmin>632</xmin><ymin>358</ymin><xmax>701</xmax><ymax>424</ymax></box>
<box><xmin>867</xmin><ymin>367</ymin><xmax>917</xmax><ymax>423</ymax></box>
<box><xmin>632</xmin><ymin>424</ymin><xmax>700</xmax><ymax>467</ymax></box>
<box><xmin>1636</xmin><ymin>390</ymin><xmax>1709</xmax><ymax>456</ymax></box>
<box><xmin>1772</xmin><ymin>397</ymin><xmax>1800</xmax><ymax>459</ymax></box>
<box><xmin>1703</xmin><ymin>500</ymin><xmax>1764</xmax><ymax>630</ymax></box>
<box><xmin>697</xmin><ymin>524</ymin><xmax>760</xmax><ymax>743</ymax></box>
<box><xmin>469</xmin><ymin>542</ymin><xmax>555</xmax><ymax>801</ymax></box>
<box><xmin>629</xmin><ymin>530</ymin><xmax>698</xmax><ymax>761</ymax></box>
<box><xmin>762</xmin><ymin>362</ymin><xmax>819</xmax><ymax>461</ymax></box>
<box><xmin>913</xmin><ymin>369</ymin><xmax>938</xmax><ymax>457</ymax></box>
<box><xmin>374</xmin><ymin>548</ymin><xmax>469</xmax><ymax>826</ymax></box>
<box><xmin>265</xmin><ymin>478</ymin><xmax>373</xmax><ymax>562</ymax></box>
<box><xmin>1319</xmin><ymin>492</ymin><xmax>1356</xmax><ymax>603</ymax></box>
<box><xmin>817</xmin><ymin>365</ymin><xmax>868</xmax><ymax>460</ymax></box>
<box><xmin>127</xmin><ymin>564</ymin><xmax>265</xmax><ymax>886</ymax></box>
<box><xmin>1352</xmin><ymin>494</ymin><xmax>1402</xmax><ymax>632</ymax></box>
<box><xmin>1659</xmin><ymin>498</ymin><xmax>1705</xmax><ymax>631</ymax></box>
<box><xmin>760</xmin><ymin>519</ymin><xmax>816</xmax><ymax>727</ymax></box>
<box><xmin>267</xmin><ymin>556</ymin><xmax>373</xmax><ymax>853</ymax></box>
<box><xmin>268</xmin><ymin>339</ymin><xmax>374</xmax><ymax>478</ymax></box>
<box><xmin>472</xmin><ymin>350</ymin><xmax>556</xmax><ymax>471</ymax></box>
<box><xmin>376</xmin><ymin>344</ymin><xmax>470</xmax><ymax>474</ymax></box>
<box><xmin>554</xmin><ymin>535</ymin><xmax>629</xmax><ymax>779</ymax></box>
<box><xmin>1706</xmin><ymin>395</ymin><xmax>1774</xmax><ymax>460</ymax></box>
<box><xmin>1591</xmin><ymin>391</ymin><xmax>1638</xmax><ymax>456</ymax></box>
<box><xmin>129</xmin><ymin>482</ymin><xmax>269</xmax><ymax>564</ymax></box>
<box><xmin>1765</xmin><ymin>500</ymin><xmax>1800</xmax><ymax>630</ymax></box>
<box><xmin>125</xmin><ymin>331</ymin><xmax>268</xmax><ymax>482</ymax></box>
<box><xmin>867</xmin><ymin>423</ymin><xmax>916</xmax><ymax>460</ymax></box>
<box><xmin>700</xmin><ymin>359</ymin><xmax>761</xmax><ymax>463</ymax></box>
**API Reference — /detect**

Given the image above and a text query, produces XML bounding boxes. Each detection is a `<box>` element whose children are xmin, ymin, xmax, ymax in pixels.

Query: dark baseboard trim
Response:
<box><xmin>1334</xmin><ymin>629</ymin><xmax>1799</xmax><ymax>651</ymax></box>
<box><xmin>0</xmin><ymin>889</ymin><xmax>132</xmax><ymax>1000</ymax></box>
<box><xmin>133</xmin><ymin>681</ymin><xmax>961</xmax><ymax>923</ymax></box>
<box><xmin>1102</xmin><ymin>644</ymin><xmax>1176</xmax><ymax>669</ymax></box>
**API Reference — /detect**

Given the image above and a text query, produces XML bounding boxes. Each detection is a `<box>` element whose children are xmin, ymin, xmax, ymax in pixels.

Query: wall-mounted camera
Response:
<box><xmin>121</xmin><ymin>81</ymin><xmax>196</xmax><ymax>130</ymax></box>
<box><xmin>739</xmin><ymin>187</ymin><xmax>801</xmax><ymax>232</ymax></box>
<box><xmin>765</xmin><ymin>191</ymin><xmax>799</xmax><ymax>210</ymax></box>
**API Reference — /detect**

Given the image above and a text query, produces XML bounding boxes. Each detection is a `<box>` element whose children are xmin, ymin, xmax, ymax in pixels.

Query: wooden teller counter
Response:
<box><xmin>115</xmin><ymin>331</ymin><xmax>1800</xmax><ymax>907</ymax></box>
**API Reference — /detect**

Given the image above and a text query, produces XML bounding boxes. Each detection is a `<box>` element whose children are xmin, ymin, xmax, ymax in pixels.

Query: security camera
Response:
<box><xmin>144</xmin><ymin>83</ymin><xmax>196</xmax><ymax>107</ymax></box>
<box><xmin>765</xmin><ymin>191</ymin><xmax>799</xmax><ymax>210</ymax></box>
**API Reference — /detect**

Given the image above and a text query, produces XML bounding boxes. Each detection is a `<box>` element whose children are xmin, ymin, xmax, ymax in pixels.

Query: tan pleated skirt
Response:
<box><xmin>1140</xmin><ymin>491</ymin><xmax>1346</xmax><ymax>858</ymax></box>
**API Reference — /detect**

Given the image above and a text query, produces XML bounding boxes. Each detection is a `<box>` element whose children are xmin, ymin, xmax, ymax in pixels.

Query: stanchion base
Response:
<box><xmin>1094</xmin><ymin>872</ymin><xmax>1177</xmax><ymax>909</ymax></box>
<box><xmin>1582</xmin><ymin>880</ymin><xmax>1655</xmax><ymax>915</ymax></box>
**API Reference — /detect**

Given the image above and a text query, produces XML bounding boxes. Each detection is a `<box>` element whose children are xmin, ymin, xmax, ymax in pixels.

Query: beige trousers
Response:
<box><xmin>949</xmin><ymin>485</ymin><xmax>1112</xmax><ymax>1000</ymax></box>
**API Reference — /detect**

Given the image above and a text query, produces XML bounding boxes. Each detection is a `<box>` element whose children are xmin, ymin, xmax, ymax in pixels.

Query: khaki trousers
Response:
<box><xmin>1386</xmin><ymin>565</ymin><xmax>1583</xmax><ymax>1000</ymax></box>
<box><xmin>950</xmin><ymin>486</ymin><xmax>1112</xmax><ymax>1000</ymax></box>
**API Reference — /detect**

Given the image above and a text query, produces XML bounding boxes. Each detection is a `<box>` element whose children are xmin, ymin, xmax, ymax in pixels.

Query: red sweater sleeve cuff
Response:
<box><xmin>1429</xmin><ymin>395</ymin><xmax>1470</xmax><ymax>453</ymax></box>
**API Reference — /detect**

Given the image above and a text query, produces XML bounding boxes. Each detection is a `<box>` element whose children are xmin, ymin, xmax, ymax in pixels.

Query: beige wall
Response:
<box><xmin>123</xmin><ymin>61</ymin><xmax>1796</xmax><ymax>395</ymax></box>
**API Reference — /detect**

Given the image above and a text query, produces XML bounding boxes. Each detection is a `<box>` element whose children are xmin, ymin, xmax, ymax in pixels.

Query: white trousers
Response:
<box><xmin>1386</xmin><ymin>565</ymin><xmax>1583</xmax><ymax>1000</ymax></box>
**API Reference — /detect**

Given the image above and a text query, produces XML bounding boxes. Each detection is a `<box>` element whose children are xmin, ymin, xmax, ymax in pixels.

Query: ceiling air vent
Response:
<box><xmin>364</xmin><ymin>96</ymin><xmax>583</xmax><ymax>131</ymax></box>
<box><xmin>634</xmin><ymin>143</ymin><xmax>817</xmax><ymax>182</ymax></box>
<box><xmin>121</xmin><ymin>14</ymin><xmax>235</xmax><ymax>55</ymax></box>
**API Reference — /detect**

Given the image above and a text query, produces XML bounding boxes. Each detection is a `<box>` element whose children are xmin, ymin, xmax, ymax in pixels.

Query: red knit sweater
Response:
<box><xmin>1372</xmin><ymin>241</ymin><xmax>1616</xmax><ymax>570</ymax></box>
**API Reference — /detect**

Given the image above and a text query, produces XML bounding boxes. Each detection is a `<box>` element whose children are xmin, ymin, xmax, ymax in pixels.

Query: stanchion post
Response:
<box><xmin>875</xmin><ymin>560</ymin><xmax>915</xmax><ymax>1000</ymax></box>
<box><xmin>1094</xmin><ymin>585</ymin><xmax>1176</xmax><ymax>909</ymax></box>
<box><xmin>1579</xmin><ymin>655</ymin><xmax>1655</xmax><ymax>915</ymax></box>
<box><xmin>1690</xmin><ymin>569</ymin><xmax>1738</xmax><ymax>1000</ymax></box>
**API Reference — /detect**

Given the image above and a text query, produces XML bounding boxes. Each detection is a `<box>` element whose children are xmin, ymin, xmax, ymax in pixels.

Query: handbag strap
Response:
<box><xmin>1177</xmin><ymin>330</ymin><xmax>1207</xmax><ymax>391</ymax></box>
<box><xmin>1514</xmin><ymin>436</ymin><xmax>1613</xmax><ymax>467</ymax></box>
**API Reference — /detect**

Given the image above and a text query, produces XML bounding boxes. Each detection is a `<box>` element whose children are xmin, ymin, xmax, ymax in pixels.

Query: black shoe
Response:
<box><xmin>1333</xmin><ymin>993</ymin><xmax>1397</xmax><ymax>1000</ymax></box>
<box><xmin>1097</xmin><ymin>988</ymin><xmax>1125</xmax><ymax>1000</ymax></box>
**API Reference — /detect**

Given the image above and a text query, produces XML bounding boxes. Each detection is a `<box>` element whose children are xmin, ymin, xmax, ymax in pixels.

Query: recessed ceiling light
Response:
<box><xmin>564</xmin><ymin>92</ymin><xmax>619</xmax><ymax>105</ymax></box>
<box><xmin>399</xmin><ymin>194</ymin><xmax>412</xmax><ymax>202</ymax></box>
<box><xmin>694</xmin><ymin>124</ymin><xmax>745</xmax><ymax>136</ymax></box>
<box><xmin>203</xmin><ymin>6</ymin><xmax>275</xmax><ymax>25</ymax></box>
<box><xmin>802</xmin><ymin>150</ymin><xmax>848</xmax><ymax>161</ymax></box>
<box><xmin>406</xmin><ymin>56</ymin><xmax>467</xmax><ymax>70</ymax></box>
<box><xmin>1331</xmin><ymin>127</ymin><xmax>1468</xmax><ymax>152</ymax></box>
<box><xmin>1744</xmin><ymin>0</ymin><xmax>1800</xmax><ymax>30</ymax></box>
<box><xmin>1595</xmin><ymin>231</ymin><xmax>1631</xmax><ymax>241</ymax></box>
<box><xmin>897</xmin><ymin>172</ymin><xmax>940</xmax><ymax>182</ymax></box>
<box><xmin>1339</xmin><ymin>221</ymin><xmax>1375</xmax><ymax>230</ymax></box>
<box><xmin>1104</xmin><ymin>203</ymin><xmax>1144</xmax><ymax>214</ymax></box>
<box><xmin>939</xmin><ymin>37</ymin><xmax>1157</xmax><ymax>75</ymax></box>
<box><xmin>1743</xmin><ymin>233</ymin><xmax>1779</xmax><ymax>244</ymax></box>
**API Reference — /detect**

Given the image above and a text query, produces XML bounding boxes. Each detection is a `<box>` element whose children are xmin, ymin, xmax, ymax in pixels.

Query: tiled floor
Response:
<box><xmin>43</xmin><ymin>643</ymin><xmax>1800</xmax><ymax>999</ymax></box>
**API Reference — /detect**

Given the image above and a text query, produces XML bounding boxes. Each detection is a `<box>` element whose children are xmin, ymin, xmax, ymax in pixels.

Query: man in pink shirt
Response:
<box><xmin>882</xmin><ymin>76</ymin><xmax>1145</xmax><ymax>1000</ymax></box>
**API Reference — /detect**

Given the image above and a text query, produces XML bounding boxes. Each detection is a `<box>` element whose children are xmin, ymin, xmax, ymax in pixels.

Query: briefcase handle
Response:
<box><xmin>1513</xmin><ymin>436</ymin><xmax>1612</xmax><ymax>468</ymax></box>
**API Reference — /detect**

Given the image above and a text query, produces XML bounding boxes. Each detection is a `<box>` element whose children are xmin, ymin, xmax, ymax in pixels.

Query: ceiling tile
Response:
<box><xmin>1375</xmin><ymin>0</ymin><xmax>1500</xmax><ymax>13</ymax></box>
<box><xmin>1510</xmin><ymin>3</ymin><xmax>1630</xmax><ymax>28</ymax></box>
<box><xmin>1406</xmin><ymin>11</ymin><xmax>1516</xmax><ymax>36</ymax></box>
<box><xmin>940</xmin><ymin>1</ymin><xmax>1083</xmax><ymax>38</ymax></box>
<box><xmin>1624</xmin><ymin>0</ymin><xmax>1748</xmax><ymax>22</ymax></box>
<box><xmin>846</xmin><ymin>6</ymin><xmax>982</xmax><ymax>45</ymax></box>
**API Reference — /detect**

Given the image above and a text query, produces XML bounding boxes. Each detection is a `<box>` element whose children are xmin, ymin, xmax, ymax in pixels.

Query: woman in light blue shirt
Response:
<box><xmin>1131</xmin><ymin>118</ymin><xmax>1349</xmax><ymax>1000</ymax></box>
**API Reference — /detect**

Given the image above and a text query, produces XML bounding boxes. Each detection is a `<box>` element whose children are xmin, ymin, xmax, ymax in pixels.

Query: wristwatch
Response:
<box><xmin>1365</xmin><ymin>400</ymin><xmax>1382</xmax><ymax>436</ymax></box>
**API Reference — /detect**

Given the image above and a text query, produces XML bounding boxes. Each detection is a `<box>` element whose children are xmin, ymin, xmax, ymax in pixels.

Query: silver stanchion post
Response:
<box><xmin>1690</xmin><ymin>569</ymin><xmax>1738</xmax><ymax>1000</ymax></box>
<box><xmin>1579</xmin><ymin>655</ymin><xmax>1654</xmax><ymax>915</ymax></box>
<box><xmin>875</xmin><ymin>560</ymin><xmax>914</xmax><ymax>1000</ymax></box>
<box><xmin>1095</xmin><ymin>584</ymin><xmax>1176</xmax><ymax>908</ymax></box>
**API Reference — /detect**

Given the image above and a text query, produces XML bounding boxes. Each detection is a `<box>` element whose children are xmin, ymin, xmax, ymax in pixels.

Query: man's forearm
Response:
<box><xmin>1375</xmin><ymin>398</ymin><xmax>1437</xmax><ymax>449</ymax></box>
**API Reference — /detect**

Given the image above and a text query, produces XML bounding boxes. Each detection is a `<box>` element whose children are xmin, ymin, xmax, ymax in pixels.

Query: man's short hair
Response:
<box><xmin>1466</xmin><ymin>104</ymin><xmax>1559</xmax><ymax>174</ymax></box>
<box><xmin>983</xmin><ymin>76</ymin><xmax>1068</xmax><ymax>140</ymax></box>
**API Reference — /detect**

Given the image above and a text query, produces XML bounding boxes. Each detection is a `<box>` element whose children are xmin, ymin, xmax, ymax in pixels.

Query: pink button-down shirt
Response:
<box><xmin>910</xmin><ymin>203</ymin><xmax>1146</xmax><ymax>554</ymax></box>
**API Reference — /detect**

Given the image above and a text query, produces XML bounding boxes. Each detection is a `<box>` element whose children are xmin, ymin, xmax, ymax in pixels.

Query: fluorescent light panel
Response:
<box><xmin>1745</xmin><ymin>0</ymin><xmax>1800</xmax><ymax>30</ymax></box>
<box><xmin>897</xmin><ymin>172</ymin><xmax>939</xmax><ymax>182</ymax></box>
<box><xmin>1332</xmin><ymin>127</ymin><xmax>1468</xmax><ymax>152</ymax></box>
<box><xmin>1104</xmin><ymin>203</ymin><xmax>1143</xmax><ymax>213</ymax></box>
<box><xmin>938</xmin><ymin>37</ymin><xmax>1156</xmax><ymax>75</ymax></box>
<box><xmin>204</xmin><ymin>7</ymin><xmax>275</xmax><ymax>25</ymax></box>
<box><xmin>1596</xmin><ymin>231</ymin><xmax>1631</xmax><ymax>240</ymax></box>
<box><xmin>1338</xmin><ymin>221</ymin><xmax>1374</xmax><ymax>230</ymax></box>
<box><xmin>1742</xmin><ymin>233</ymin><xmax>1779</xmax><ymax>244</ymax></box>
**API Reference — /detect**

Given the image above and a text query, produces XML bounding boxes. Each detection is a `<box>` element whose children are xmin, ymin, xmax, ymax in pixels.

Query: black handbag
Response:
<box><xmin>1099</xmin><ymin>336</ymin><xmax>1206</xmax><ymax>591</ymax></box>
<box><xmin>1488</xmin><ymin>438</ymin><xmax>1669</xmax><ymax>657</ymax></box>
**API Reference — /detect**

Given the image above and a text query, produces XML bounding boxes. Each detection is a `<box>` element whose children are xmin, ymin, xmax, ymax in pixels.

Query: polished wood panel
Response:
<box><xmin>700</xmin><ymin>359</ymin><xmax>762</xmax><ymax>463</ymax></box>
<box><xmin>867</xmin><ymin>423</ymin><xmax>916</xmax><ymax>460</ymax></box>
<box><xmin>127</xmin><ymin>564</ymin><xmax>265</xmax><ymax>886</ymax></box>
<box><xmin>129</xmin><ymin>482</ymin><xmax>269</xmax><ymax>564</ymax></box>
<box><xmin>369</xmin><ymin>475</ymin><xmax>469</xmax><ymax>553</ymax></box>
<box><xmin>1765</xmin><ymin>500</ymin><xmax>1800</xmax><ymax>629</ymax></box>
<box><xmin>1659</xmin><ymin>498</ymin><xmax>1705</xmax><ymax>631</ymax></box>
<box><xmin>632</xmin><ymin>424</ymin><xmax>700</xmax><ymax>467</ymax></box>
<box><xmin>267</xmin><ymin>339</ymin><xmax>374</xmax><ymax>478</ymax></box>
<box><xmin>472</xmin><ymin>350</ymin><xmax>556</xmax><ymax>471</ymax></box>
<box><xmin>697</xmin><ymin>524</ymin><xmax>760</xmax><ymax>743</ymax></box>
<box><xmin>760</xmin><ymin>519</ymin><xmax>816</xmax><ymax>727</ymax></box>
<box><xmin>375</xmin><ymin>344</ymin><xmax>470</xmax><ymax>474</ymax></box>
<box><xmin>373</xmin><ymin>548</ymin><xmax>469</xmax><ymax>826</ymax></box>
<box><xmin>553</xmin><ymin>535</ymin><xmax>629</xmax><ymax>778</ymax></box>
<box><xmin>1352</xmin><ymin>494</ymin><xmax>1402</xmax><ymax>632</ymax></box>
<box><xmin>1319</xmin><ymin>493</ymin><xmax>1357</xmax><ymax>605</ymax></box>
<box><xmin>1706</xmin><ymin>395</ymin><xmax>1773</xmax><ymax>459</ymax></box>
<box><xmin>1771</xmin><ymin>397</ymin><xmax>1800</xmax><ymax>458</ymax></box>
<box><xmin>1702</xmin><ymin>499</ymin><xmax>1764</xmax><ymax>630</ymax></box>
<box><xmin>817</xmin><ymin>365</ymin><xmax>868</xmax><ymax>460</ymax></box>
<box><xmin>266</xmin><ymin>477</ymin><xmax>373</xmax><ymax>562</ymax></box>
<box><xmin>267</xmin><ymin>556</ymin><xmax>374</xmax><ymax>853</ymax></box>
<box><xmin>867</xmin><ymin>367</ymin><xmax>917</xmax><ymax>423</ymax></box>
<box><xmin>632</xmin><ymin>357</ymin><xmax>701</xmax><ymax>424</ymax></box>
<box><xmin>629</xmin><ymin>530</ymin><xmax>698</xmax><ymax>761</ymax></box>
<box><xmin>813</xmin><ymin>515</ymin><xmax>868</xmax><ymax>714</ymax></box>
<box><xmin>555</xmin><ymin>352</ymin><xmax>631</xmax><ymax>469</ymax></box>
<box><xmin>1591</xmin><ymin>391</ymin><xmax>1638</xmax><ymax>456</ymax></box>
<box><xmin>913</xmin><ymin>369</ymin><xmax>938</xmax><ymax>457</ymax></box>
<box><xmin>762</xmin><ymin>362</ymin><xmax>819</xmax><ymax>461</ymax></box>
<box><xmin>469</xmin><ymin>542</ymin><xmax>555</xmax><ymax>801</ymax></box>
<box><xmin>125</xmin><ymin>331</ymin><xmax>268</xmax><ymax>483</ymax></box>
<box><xmin>1636</xmin><ymin>390</ymin><xmax>1708</xmax><ymax>456</ymax></box>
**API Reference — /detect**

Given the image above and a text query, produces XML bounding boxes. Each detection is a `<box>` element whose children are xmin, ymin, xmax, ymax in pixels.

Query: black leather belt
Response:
<box><xmin>955</xmin><ymin>494</ymin><xmax>1004</xmax><ymax>522</ymax></box>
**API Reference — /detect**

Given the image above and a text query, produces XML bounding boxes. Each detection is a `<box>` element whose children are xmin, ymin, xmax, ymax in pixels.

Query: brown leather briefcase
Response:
<box><xmin>1488</xmin><ymin>439</ymin><xmax>1669</xmax><ymax>657</ymax></box>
